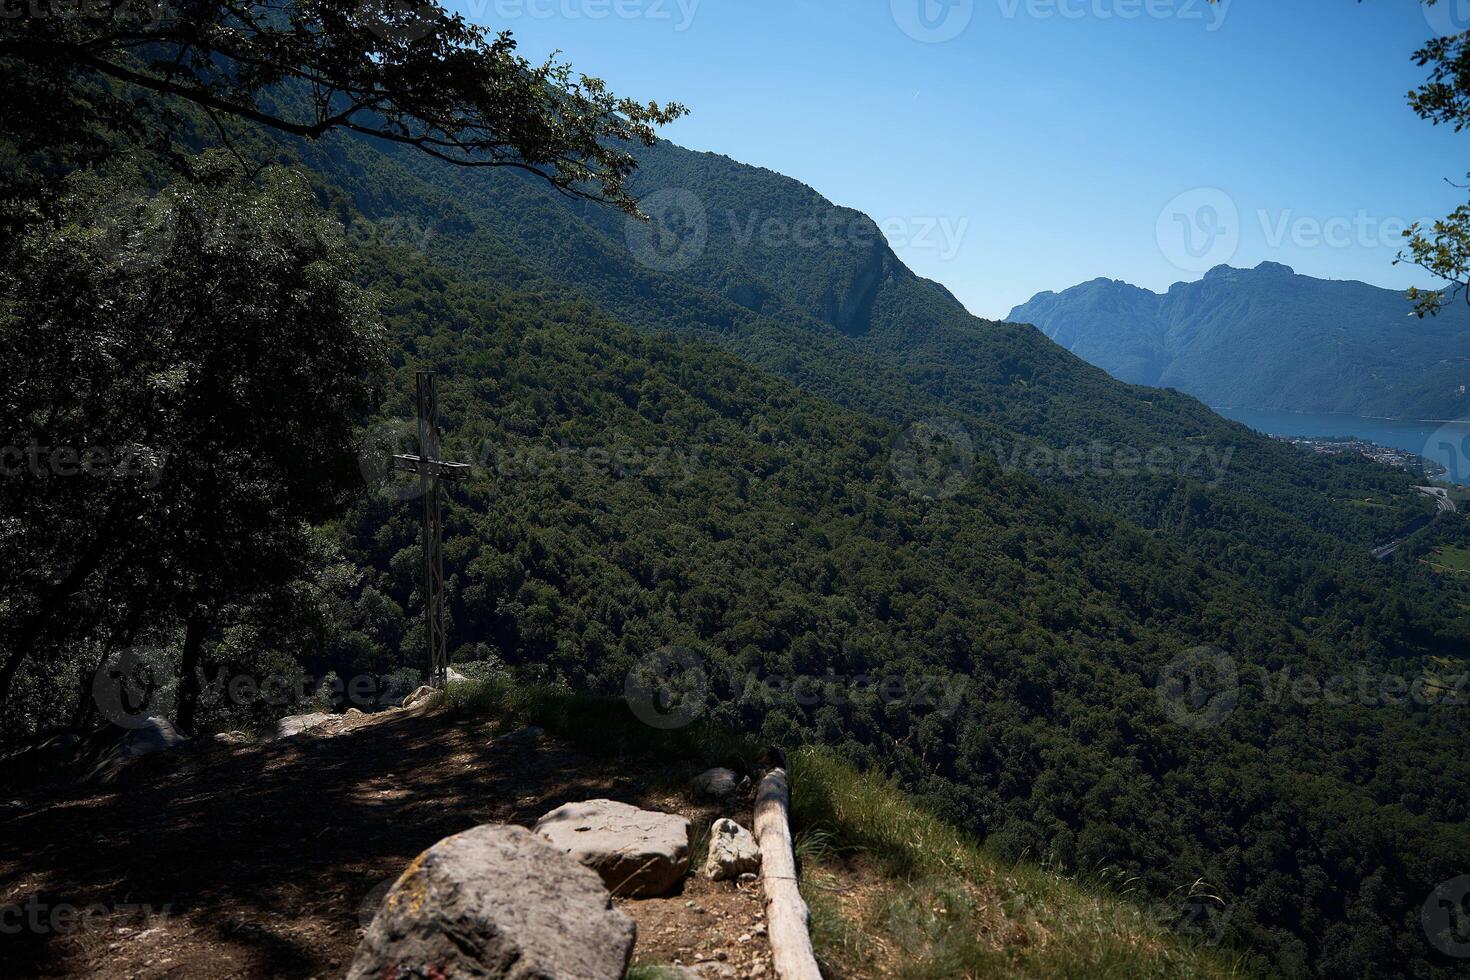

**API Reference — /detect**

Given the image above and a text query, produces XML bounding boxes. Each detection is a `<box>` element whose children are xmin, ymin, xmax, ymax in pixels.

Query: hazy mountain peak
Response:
<box><xmin>1252</xmin><ymin>260</ymin><xmax>1296</xmax><ymax>275</ymax></box>
<box><xmin>1009</xmin><ymin>262</ymin><xmax>1470</xmax><ymax>416</ymax></box>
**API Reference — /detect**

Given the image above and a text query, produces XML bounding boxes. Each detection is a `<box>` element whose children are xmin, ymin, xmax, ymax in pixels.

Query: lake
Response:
<box><xmin>1215</xmin><ymin>406</ymin><xmax>1470</xmax><ymax>485</ymax></box>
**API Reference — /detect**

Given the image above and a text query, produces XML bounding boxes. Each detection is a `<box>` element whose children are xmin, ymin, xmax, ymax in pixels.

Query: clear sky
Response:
<box><xmin>447</xmin><ymin>0</ymin><xmax>1469</xmax><ymax>319</ymax></box>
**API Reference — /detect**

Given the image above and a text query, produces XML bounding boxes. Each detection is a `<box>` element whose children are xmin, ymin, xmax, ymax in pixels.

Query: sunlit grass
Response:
<box><xmin>788</xmin><ymin>747</ymin><xmax>1255</xmax><ymax>979</ymax></box>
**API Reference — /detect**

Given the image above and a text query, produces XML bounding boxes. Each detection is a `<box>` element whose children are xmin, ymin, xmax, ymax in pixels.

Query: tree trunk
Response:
<box><xmin>174</xmin><ymin>613</ymin><xmax>208</xmax><ymax>735</ymax></box>
<box><xmin>754</xmin><ymin>763</ymin><xmax>821</xmax><ymax>980</ymax></box>
<box><xmin>71</xmin><ymin>600</ymin><xmax>145</xmax><ymax>732</ymax></box>
<box><xmin>0</xmin><ymin>505</ymin><xmax>123</xmax><ymax>711</ymax></box>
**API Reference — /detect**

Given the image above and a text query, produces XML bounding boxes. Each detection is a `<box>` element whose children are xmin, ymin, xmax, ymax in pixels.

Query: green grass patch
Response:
<box><xmin>625</xmin><ymin>966</ymin><xmax>684</xmax><ymax>980</ymax></box>
<box><xmin>1426</xmin><ymin>544</ymin><xmax>1470</xmax><ymax>573</ymax></box>
<box><xmin>789</xmin><ymin>747</ymin><xmax>1255</xmax><ymax>979</ymax></box>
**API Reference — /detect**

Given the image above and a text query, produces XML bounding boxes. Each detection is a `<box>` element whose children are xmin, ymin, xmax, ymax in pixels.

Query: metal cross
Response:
<box><xmin>392</xmin><ymin>371</ymin><xmax>471</xmax><ymax>689</ymax></box>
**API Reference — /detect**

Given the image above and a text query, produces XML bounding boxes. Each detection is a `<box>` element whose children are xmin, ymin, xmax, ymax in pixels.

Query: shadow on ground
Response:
<box><xmin>0</xmin><ymin>708</ymin><xmax>671</xmax><ymax>978</ymax></box>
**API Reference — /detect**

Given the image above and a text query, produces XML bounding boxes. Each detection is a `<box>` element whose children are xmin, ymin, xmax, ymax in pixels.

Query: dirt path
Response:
<box><xmin>0</xmin><ymin>707</ymin><xmax>775</xmax><ymax>979</ymax></box>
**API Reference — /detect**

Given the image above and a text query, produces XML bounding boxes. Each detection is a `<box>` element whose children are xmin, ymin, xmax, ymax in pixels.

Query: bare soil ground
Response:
<box><xmin>0</xmin><ymin>706</ymin><xmax>778</xmax><ymax>979</ymax></box>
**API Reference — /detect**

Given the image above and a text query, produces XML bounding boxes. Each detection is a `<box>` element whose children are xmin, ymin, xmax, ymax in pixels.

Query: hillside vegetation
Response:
<box><xmin>291</xmin><ymin>233</ymin><xmax>1470</xmax><ymax>976</ymax></box>
<box><xmin>296</xmin><ymin>123</ymin><xmax>1456</xmax><ymax>603</ymax></box>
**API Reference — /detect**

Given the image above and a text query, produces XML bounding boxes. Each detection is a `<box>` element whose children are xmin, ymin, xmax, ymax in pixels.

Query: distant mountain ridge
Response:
<box><xmin>1008</xmin><ymin>262</ymin><xmax>1470</xmax><ymax>419</ymax></box>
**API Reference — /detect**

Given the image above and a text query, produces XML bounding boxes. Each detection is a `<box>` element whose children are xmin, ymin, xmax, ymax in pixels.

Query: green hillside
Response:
<box><xmin>159</xmin><ymin>114</ymin><xmax>1470</xmax><ymax>975</ymax></box>
<box><xmin>293</xmin><ymin>127</ymin><xmax>1448</xmax><ymax>596</ymax></box>
<box><xmin>267</xmin><ymin>223</ymin><xmax>1470</xmax><ymax>976</ymax></box>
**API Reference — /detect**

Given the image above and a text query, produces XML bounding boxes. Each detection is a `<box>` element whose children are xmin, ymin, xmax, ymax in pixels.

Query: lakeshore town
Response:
<box><xmin>1274</xmin><ymin>434</ymin><xmax>1448</xmax><ymax>479</ymax></box>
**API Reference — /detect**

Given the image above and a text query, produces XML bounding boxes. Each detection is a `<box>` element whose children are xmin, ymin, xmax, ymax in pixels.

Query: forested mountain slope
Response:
<box><xmin>288</xmin><ymin>230</ymin><xmax>1470</xmax><ymax>976</ymax></box>
<box><xmin>281</xmin><ymin>125</ymin><xmax>1470</xmax><ymax>647</ymax></box>
<box><xmin>1009</xmin><ymin>262</ymin><xmax>1470</xmax><ymax>419</ymax></box>
<box><xmin>169</xmin><ymin>112</ymin><xmax>1470</xmax><ymax>975</ymax></box>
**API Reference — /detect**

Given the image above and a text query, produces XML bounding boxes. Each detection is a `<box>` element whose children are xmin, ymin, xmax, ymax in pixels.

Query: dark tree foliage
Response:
<box><xmin>0</xmin><ymin>0</ymin><xmax>684</xmax><ymax>226</ymax></box>
<box><xmin>1394</xmin><ymin>1</ymin><xmax>1470</xmax><ymax>312</ymax></box>
<box><xmin>0</xmin><ymin>159</ymin><xmax>383</xmax><ymax>728</ymax></box>
<box><xmin>0</xmin><ymin>1</ymin><xmax>682</xmax><ymax>728</ymax></box>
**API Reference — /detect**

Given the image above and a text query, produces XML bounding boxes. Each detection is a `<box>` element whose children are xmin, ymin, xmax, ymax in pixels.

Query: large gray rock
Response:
<box><xmin>120</xmin><ymin>717</ymin><xmax>189</xmax><ymax>758</ymax></box>
<box><xmin>401</xmin><ymin>685</ymin><xmax>436</xmax><ymax>709</ymax></box>
<box><xmin>534</xmin><ymin>799</ymin><xmax>692</xmax><ymax>897</ymax></box>
<box><xmin>702</xmin><ymin>818</ymin><xmax>761</xmax><ymax>881</ymax></box>
<box><xmin>691</xmin><ymin>766</ymin><xmax>740</xmax><ymax>802</ymax></box>
<box><xmin>347</xmin><ymin>824</ymin><xmax>635</xmax><ymax>980</ymax></box>
<box><xmin>274</xmin><ymin>712</ymin><xmax>337</xmax><ymax>739</ymax></box>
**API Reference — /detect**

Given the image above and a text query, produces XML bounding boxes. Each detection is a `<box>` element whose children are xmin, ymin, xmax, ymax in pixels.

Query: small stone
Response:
<box><xmin>274</xmin><ymin>712</ymin><xmax>337</xmax><ymax>739</ymax></box>
<box><xmin>702</xmin><ymin>818</ymin><xmax>761</xmax><ymax>881</ymax></box>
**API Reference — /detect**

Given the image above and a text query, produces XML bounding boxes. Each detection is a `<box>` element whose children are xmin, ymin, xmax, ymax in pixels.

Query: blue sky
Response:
<box><xmin>448</xmin><ymin>0</ymin><xmax>1469</xmax><ymax>318</ymax></box>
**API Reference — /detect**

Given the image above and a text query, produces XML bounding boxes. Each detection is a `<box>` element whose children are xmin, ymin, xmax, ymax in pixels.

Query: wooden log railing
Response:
<box><xmin>753</xmin><ymin>759</ymin><xmax>821</xmax><ymax>980</ymax></box>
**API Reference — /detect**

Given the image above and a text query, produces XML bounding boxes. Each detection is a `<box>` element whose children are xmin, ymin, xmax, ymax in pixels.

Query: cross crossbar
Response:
<box><xmin>391</xmin><ymin>455</ymin><xmax>474</xmax><ymax>480</ymax></box>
